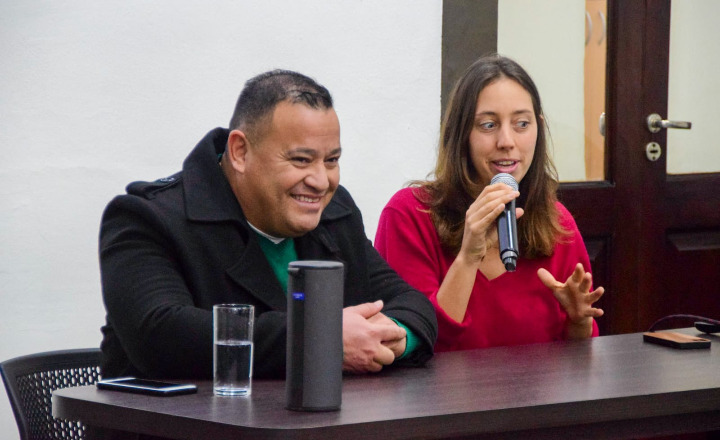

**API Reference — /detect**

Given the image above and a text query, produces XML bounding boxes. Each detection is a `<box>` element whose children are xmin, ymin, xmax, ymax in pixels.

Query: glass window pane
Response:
<box><xmin>497</xmin><ymin>0</ymin><xmax>606</xmax><ymax>182</ymax></box>
<box><xmin>667</xmin><ymin>1</ymin><xmax>720</xmax><ymax>175</ymax></box>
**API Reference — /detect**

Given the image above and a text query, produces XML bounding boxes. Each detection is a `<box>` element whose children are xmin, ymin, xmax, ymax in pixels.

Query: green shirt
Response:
<box><xmin>255</xmin><ymin>234</ymin><xmax>298</xmax><ymax>294</ymax></box>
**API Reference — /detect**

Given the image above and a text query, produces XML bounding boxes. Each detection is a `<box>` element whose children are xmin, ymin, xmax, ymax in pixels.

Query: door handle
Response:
<box><xmin>646</xmin><ymin>113</ymin><xmax>692</xmax><ymax>133</ymax></box>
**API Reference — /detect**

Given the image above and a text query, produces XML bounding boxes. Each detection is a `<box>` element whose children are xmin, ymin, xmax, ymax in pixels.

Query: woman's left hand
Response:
<box><xmin>537</xmin><ymin>263</ymin><xmax>605</xmax><ymax>338</ymax></box>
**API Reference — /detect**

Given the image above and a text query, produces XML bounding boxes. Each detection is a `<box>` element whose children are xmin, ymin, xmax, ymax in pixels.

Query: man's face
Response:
<box><xmin>235</xmin><ymin>102</ymin><xmax>341</xmax><ymax>237</ymax></box>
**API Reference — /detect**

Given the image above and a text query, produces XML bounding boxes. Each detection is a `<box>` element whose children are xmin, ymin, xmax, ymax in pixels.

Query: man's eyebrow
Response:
<box><xmin>288</xmin><ymin>147</ymin><xmax>342</xmax><ymax>156</ymax></box>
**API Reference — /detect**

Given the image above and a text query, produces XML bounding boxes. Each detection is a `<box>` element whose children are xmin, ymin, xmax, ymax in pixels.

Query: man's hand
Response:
<box><xmin>342</xmin><ymin>300</ymin><xmax>407</xmax><ymax>374</ymax></box>
<box><xmin>367</xmin><ymin>311</ymin><xmax>407</xmax><ymax>358</ymax></box>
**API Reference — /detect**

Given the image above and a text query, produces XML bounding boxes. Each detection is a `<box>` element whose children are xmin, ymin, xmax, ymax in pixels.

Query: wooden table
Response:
<box><xmin>53</xmin><ymin>329</ymin><xmax>720</xmax><ymax>439</ymax></box>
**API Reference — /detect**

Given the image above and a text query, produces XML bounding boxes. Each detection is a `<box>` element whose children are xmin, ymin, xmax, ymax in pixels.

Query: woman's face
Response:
<box><xmin>468</xmin><ymin>77</ymin><xmax>538</xmax><ymax>187</ymax></box>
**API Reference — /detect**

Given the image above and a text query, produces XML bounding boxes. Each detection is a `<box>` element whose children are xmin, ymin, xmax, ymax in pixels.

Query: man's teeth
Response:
<box><xmin>294</xmin><ymin>195</ymin><xmax>320</xmax><ymax>202</ymax></box>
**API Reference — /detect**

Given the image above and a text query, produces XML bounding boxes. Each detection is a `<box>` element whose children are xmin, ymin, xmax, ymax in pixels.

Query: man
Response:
<box><xmin>99</xmin><ymin>70</ymin><xmax>437</xmax><ymax>380</ymax></box>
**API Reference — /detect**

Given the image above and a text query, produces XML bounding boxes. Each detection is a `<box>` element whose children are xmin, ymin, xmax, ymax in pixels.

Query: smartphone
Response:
<box><xmin>96</xmin><ymin>377</ymin><xmax>198</xmax><ymax>396</ymax></box>
<box><xmin>643</xmin><ymin>331</ymin><xmax>711</xmax><ymax>349</ymax></box>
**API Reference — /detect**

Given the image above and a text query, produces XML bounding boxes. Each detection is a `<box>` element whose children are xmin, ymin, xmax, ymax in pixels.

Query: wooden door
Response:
<box><xmin>559</xmin><ymin>0</ymin><xmax>720</xmax><ymax>335</ymax></box>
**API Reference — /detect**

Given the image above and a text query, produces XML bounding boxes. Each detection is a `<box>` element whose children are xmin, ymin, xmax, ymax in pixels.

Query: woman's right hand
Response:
<box><xmin>436</xmin><ymin>181</ymin><xmax>522</xmax><ymax>323</ymax></box>
<box><xmin>457</xmin><ymin>182</ymin><xmax>522</xmax><ymax>267</ymax></box>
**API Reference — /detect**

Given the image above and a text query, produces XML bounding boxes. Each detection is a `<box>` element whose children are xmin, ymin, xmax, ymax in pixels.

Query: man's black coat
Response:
<box><xmin>99</xmin><ymin>128</ymin><xmax>437</xmax><ymax>379</ymax></box>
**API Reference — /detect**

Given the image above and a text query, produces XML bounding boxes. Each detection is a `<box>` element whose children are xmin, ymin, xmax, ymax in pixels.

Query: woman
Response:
<box><xmin>375</xmin><ymin>55</ymin><xmax>604</xmax><ymax>351</ymax></box>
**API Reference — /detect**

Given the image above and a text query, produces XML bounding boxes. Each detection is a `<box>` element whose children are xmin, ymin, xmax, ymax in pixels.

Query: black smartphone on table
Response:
<box><xmin>96</xmin><ymin>377</ymin><xmax>198</xmax><ymax>396</ymax></box>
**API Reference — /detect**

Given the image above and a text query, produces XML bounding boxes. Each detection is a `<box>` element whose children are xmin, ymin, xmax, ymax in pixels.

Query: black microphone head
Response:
<box><xmin>490</xmin><ymin>173</ymin><xmax>518</xmax><ymax>191</ymax></box>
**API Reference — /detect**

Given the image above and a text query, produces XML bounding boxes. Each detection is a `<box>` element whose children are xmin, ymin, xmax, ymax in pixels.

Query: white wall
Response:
<box><xmin>498</xmin><ymin>0</ymin><xmax>586</xmax><ymax>182</ymax></box>
<box><xmin>0</xmin><ymin>2</ymin><xmax>442</xmax><ymax>437</ymax></box>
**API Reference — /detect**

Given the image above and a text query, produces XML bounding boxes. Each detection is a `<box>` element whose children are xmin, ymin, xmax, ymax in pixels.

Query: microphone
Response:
<box><xmin>490</xmin><ymin>173</ymin><xmax>519</xmax><ymax>271</ymax></box>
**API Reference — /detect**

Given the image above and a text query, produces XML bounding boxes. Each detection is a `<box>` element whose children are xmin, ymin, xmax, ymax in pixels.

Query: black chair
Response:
<box><xmin>1</xmin><ymin>348</ymin><xmax>101</xmax><ymax>440</ymax></box>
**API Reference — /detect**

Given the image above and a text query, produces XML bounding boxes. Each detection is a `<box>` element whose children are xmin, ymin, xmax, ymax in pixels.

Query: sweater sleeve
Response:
<box><xmin>376</xmin><ymin>188</ymin><xmax>471</xmax><ymax>348</ymax></box>
<box><xmin>376</xmin><ymin>189</ymin><xmax>443</xmax><ymax>296</ymax></box>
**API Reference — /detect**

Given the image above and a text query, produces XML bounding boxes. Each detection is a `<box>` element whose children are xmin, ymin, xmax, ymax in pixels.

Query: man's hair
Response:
<box><xmin>228</xmin><ymin>69</ymin><xmax>333</xmax><ymax>143</ymax></box>
<box><xmin>417</xmin><ymin>54</ymin><xmax>567</xmax><ymax>258</ymax></box>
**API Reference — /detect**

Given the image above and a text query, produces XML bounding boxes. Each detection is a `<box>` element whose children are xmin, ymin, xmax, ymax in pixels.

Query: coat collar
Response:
<box><xmin>182</xmin><ymin>127</ymin><xmax>243</xmax><ymax>223</ymax></box>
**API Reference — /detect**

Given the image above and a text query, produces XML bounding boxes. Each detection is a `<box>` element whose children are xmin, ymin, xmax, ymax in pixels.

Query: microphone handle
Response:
<box><xmin>497</xmin><ymin>199</ymin><xmax>519</xmax><ymax>271</ymax></box>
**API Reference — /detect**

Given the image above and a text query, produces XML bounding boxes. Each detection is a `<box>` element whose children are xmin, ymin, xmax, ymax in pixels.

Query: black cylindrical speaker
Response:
<box><xmin>286</xmin><ymin>260</ymin><xmax>344</xmax><ymax>411</ymax></box>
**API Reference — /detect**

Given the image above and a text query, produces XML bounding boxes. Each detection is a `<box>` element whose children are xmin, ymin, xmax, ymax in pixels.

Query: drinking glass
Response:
<box><xmin>213</xmin><ymin>304</ymin><xmax>254</xmax><ymax>396</ymax></box>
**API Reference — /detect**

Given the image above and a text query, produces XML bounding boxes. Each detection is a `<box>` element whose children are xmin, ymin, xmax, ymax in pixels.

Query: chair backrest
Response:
<box><xmin>0</xmin><ymin>348</ymin><xmax>101</xmax><ymax>440</ymax></box>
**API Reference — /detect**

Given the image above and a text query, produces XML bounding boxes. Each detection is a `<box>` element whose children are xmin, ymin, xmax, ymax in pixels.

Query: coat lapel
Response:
<box><xmin>295</xmin><ymin>189</ymin><xmax>353</xmax><ymax>270</ymax></box>
<box><xmin>225</xmin><ymin>232</ymin><xmax>287</xmax><ymax>311</ymax></box>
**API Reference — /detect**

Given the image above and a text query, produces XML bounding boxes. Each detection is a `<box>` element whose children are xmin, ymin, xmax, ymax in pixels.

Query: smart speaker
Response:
<box><xmin>286</xmin><ymin>260</ymin><xmax>344</xmax><ymax>411</ymax></box>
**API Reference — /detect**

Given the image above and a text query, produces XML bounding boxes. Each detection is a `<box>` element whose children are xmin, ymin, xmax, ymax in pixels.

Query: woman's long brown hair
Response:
<box><xmin>418</xmin><ymin>54</ymin><xmax>567</xmax><ymax>258</ymax></box>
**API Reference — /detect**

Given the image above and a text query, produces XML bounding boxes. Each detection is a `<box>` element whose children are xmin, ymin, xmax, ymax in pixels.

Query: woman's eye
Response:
<box><xmin>479</xmin><ymin>121</ymin><xmax>496</xmax><ymax>130</ymax></box>
<box><xmin>517</xmin><ymin>121</ymin><xmax>530</xmax><ymax>129</ymax></box>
